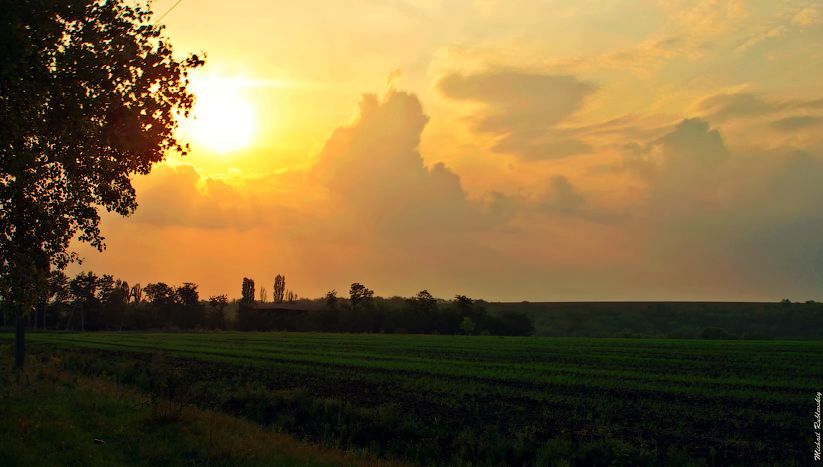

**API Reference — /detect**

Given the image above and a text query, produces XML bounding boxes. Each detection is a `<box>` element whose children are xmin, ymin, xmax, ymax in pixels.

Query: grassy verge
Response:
<box><xmin>0</xmin><ymin>346</ymin><xmax>403</xmax><ymax>467</ymax></box>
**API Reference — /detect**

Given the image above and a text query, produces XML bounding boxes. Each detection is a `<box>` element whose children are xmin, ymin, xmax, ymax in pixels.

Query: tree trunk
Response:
<box><xmin>14</xmin><ymin>312</ymin><xmax>25</xmax><ymax>368</ymax></box>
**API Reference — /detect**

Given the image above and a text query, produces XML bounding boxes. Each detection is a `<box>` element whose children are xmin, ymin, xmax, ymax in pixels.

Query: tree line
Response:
<box><xmin>237</xmin><ymin>283</ymin><xmax>535</xmax><ymax>336</ymax></box>
<box><xmin>0</xmin><ymin>272</ymin><xmax>535</xmax><ymax>336</ymax></box>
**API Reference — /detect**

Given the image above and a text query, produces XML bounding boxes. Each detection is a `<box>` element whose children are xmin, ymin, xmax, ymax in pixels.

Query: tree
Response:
<box><xmin>130</xmin><ymin>283</ymin><xmax>143</xmax><ymax>304</ymax></box>
<box><xmin>208</xmin><ymin>294</ymin><xmax>229</xmax><ymax>329</ymax></box>
<box><xmin>144</xmin><ymin>282</ymin><xmax>177</xmax><ymax>307</ymax></box>
<box><xmin>174</xmin><ymin>282</ymin><xmax>201</xmax><ymax>328</ymax></box>
<box><xmin>68</xmin><ymin>272</ymin><xmax>98</xmax><ymax>331</ymax></box>
<box><xmin>405</xmin><ymin>289</ymin><xmax>438</xmax><ymax>333</ymax></box>
<box><xmin>259</xmin><ymin>287</ymin><xmax>268</xmax><ymax>303</ymax></box>
<box><xmin>273</xmin><ymin>275</ymin><xmax>286</xmax><ymax>303</ymax></box>
<box><xmin>0</xmin><ymin>1</ymin><xmax>203</xmax><ymax>367</ymax></box>
<box><xmin>176</xmin><ymin>282</ymin><xmax>199</xmax><ymax>307</ymax></box>
<box><xmin>241</xmin><ymin>278</ymin><xmax>255</xmax><ymax>304</ymax></box>
<box><xmin>349</xmin><ymin>283</ymin><xmax>374</xmax><ymax>310</ymax></box>
<box><xmin>45</xmin><ymin>270</ymin><xmax>69</xmax><ymax>328</ymax></box>
<box><xmin>325</xmin><ymin>290</ymin><xmax>339</xmax><ymax>310</ymax></box>
<box><xmin>454</xmin><ymin>295</ymin><xmax>474</xmax><ymax>315</ymax></box>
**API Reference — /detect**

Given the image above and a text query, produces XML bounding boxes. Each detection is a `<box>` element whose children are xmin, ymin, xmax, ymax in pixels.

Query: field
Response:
<box><xmin>3</xmin><ymin>332</ymin><xmax>821</xmax><ymax>466</ymax></box>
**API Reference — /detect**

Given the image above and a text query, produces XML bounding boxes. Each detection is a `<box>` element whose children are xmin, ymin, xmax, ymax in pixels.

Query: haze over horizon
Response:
<box><xmin>70</xmin><ymin>0</ymin><xmax>823</xmax><ymax>302</ymax></box>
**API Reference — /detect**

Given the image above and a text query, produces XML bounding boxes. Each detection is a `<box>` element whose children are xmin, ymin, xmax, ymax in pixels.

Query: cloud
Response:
<box><xmin>793</xmin><ymin>6</ymin><xmax>823</xmax><ymax>28</ymax></box>
<box><xmin>438</xmin><ymin>70</ymin><xmax>596</xmax><ymax>160</ymax></box>
<box><xmin>81</xmin><ymin>86</ymin><xmax>823</xmax><ymax>301</ymax></box>
<box><xmin>311</xmin><ymin>91</ymin><xmax>492</xmax><ymax>238</ymax></box>
<box><xmin>656</xmin><ymin>118</ymin><xmax>728</xmax><ymax>172</ymax></box>
<box><xmin>613</xmin><ymin>116</ymin><xmax>823</xmax><ymax>296</ymax></box>
<box><xmin>771</xmin><ymin>115</ymin><xmax>823</xmax><ymax>131</ymax></box>
<box><xmin>698</xmin><ymin>92</ymin><xmax>782</xmax><ymax>121</ymax></box>
<box><xmin>670</xmin><ymin>0</ymin><xmax>747</xmax><ymax>36</ymax></box>
<box><xmin>698</xmin><ymin>92</ymin><xmax>823</xmax><ymax>121</ymax></box>
<box><xmin>131</xmin><ymin>164</ymin><xmax>268</xmax><ymax>231</ymax></box>
<box><xmin>540</xmin><ymin>176</ymin><xmax>586</xmax><ymax>215</ymax></box>
<box><xmin>735</xmin><ymin>25</ymin><xmax>786</xmax><ymax>52</ymax></box>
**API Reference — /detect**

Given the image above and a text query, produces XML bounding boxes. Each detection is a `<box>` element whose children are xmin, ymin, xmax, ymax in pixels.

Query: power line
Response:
<box><xmin>155</xmin><ymin>0</ymin><xmax>183</xmax><ymax>24</ymax></box>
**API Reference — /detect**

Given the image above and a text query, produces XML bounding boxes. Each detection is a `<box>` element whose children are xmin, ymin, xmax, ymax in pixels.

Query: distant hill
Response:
<box><xmin>484</xmin><ymin>301</ymin><xmax>823</xmax><ymax>339</ymax></box>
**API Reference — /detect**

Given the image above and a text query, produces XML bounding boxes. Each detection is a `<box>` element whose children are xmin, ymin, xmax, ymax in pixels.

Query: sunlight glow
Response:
<box><xmin>184</xmin><ymin>75</ymin><xmax>257</xmax><ymax>154</ymax></box>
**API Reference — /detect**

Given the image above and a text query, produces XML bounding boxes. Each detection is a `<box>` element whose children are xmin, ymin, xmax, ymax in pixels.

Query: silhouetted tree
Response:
<box><xmin>273</xmin><ymin>275</ymin><xmax>286</xmax><ymax>303</ymax></box>
<box><xmin>45</xmin><ymin>270</ymin><xmax>70</xmax><ymax>328</ymax></box>
<box><xmin>208</xmin><ymin>294</ymin><xmax>229</xmax><ymax>329</ymax></box>
<box><xmin>349</xmin><ymin>283</ymin><xmax>374</xmax><ymax>310</ymax></box>
<box><xmin>69</xmin><ymin>272</ymin><xmax>99</xmax><ymax>331</ymax></box>
<box><xmin>454</xmin><ymin>295</ymin><xmax>474</xmax><ymax>315</ymax></box>
<box><xmin>241</xmin><ymin>278</ymin><xmax>255</xmax><ymax>304</ymax></box>
<box><xmin>0</xmin><ymin>1</ymin><xmax>203</xmax><ymax>367</ymax></box>
<box><xmin>325</xmin><ymin>290</ymin><xmax>339</xmax><ymax>310</ymax></box>
<box><xmin>404</xmin><ymin>290</ymin><xmax>438</xmax><ymax>333</ymax></box>
<box><xmin>173</xmin><ymin>282</ymin><xmax>201</xmax><ymax>328</ymax></box>
<box><xmin>176</xmin><ymin>283</ymin><xmax>199</xmax><ymax>307</ymax></box>
<box><xmin>130</xmin><ymin>283</ymin><xmax>143</xmax><ymax>304</ymax></box>
<box><xmin>260</xmin><ymin>287</ymin><xmax>268</xmax><ymax>303</ymax></box>
<box><xmin>144</xmin><ymin>282</ymin><xmax>177</xmax><ymax>307</ymax></box>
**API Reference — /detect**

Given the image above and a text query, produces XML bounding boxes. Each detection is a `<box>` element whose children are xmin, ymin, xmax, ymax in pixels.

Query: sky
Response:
<box><xmin>72</xmin><ymin>0</ymin><xmax>823</xmax><ymax>301</ymax></box>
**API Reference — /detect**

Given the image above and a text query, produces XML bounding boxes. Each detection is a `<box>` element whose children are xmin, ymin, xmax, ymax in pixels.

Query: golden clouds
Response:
<box><xmin>439</xmin><ymin>71</ymin><xmax>596</xmax><ymax>159</ymax></box>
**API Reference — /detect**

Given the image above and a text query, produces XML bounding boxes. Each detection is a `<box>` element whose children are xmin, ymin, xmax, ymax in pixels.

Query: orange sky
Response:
<box><xmin>71</xmin><ymin>0</ymin><xmax>823</xmax><ymax>301</ymax></box>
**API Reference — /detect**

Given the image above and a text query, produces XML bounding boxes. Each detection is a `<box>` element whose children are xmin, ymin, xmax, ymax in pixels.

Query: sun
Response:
<box><xmin>183</xmin><ymin>76</ymin><xmax>257</xmax><ymax>154</ymax></box>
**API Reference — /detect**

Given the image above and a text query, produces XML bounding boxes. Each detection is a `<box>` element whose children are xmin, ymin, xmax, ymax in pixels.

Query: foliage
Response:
<box><xmin>273</xmin><ymin>274</ymin><xmax>286</xmax><ymax>304</ymax></box>
<box><xmin>0</xmin><ymin>0</ymin><xmax>203</xmax><ymax>331</ymax></box>
<box><xmin>349</xmin><ymin>283</ymin><xmax>374</xmax><ymax>310</ymax></box>
<box><xmin>241</xmin><ymin>278</ymin><xmax>255</xmax><ymax>305</ymax></box>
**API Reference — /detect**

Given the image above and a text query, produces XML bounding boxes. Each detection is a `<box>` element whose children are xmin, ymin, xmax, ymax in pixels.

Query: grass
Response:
<box><xmin>0</xmin><ymin>343</ymin><xmax>404</xmax><ymax>467</ymax></box>
<box><xmin>2</xmin><ymin>331</ymin><xmax>821</xmax><ymax>465</ymax></box>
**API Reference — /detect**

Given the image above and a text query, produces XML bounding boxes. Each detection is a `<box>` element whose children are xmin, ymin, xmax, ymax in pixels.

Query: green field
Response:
<box><xmin>4</xmin><ymin>332</ymin><xmax>821</xmax><ymax>465</ymax></box>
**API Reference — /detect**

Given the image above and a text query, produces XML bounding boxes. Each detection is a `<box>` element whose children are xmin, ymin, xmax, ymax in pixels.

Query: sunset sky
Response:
<box><xmin>73</xmin><ymin>0</ymin><xmax>823</xmax><ymax>301</ymax></box>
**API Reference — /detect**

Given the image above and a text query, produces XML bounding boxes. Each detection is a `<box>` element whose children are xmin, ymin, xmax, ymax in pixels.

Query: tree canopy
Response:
<box><xmin>0</xmin><ymin>0</ymin><xmax>203</xmax><ymax>366</ymax></box>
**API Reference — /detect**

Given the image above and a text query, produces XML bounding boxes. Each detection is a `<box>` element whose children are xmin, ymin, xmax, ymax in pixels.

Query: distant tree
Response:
<box><xmin>273</xmin><ymin>275</ymin><xmax>286</xmax><ymax>303</ymax></box>
<box><xmin>0</xmin><ymin>1</ymin><xmax>203</xmax><ymax>367</ymax></box>
<box><xmin>413</xmin><ymin>290</ymin><xmax>437</xmax><ymax>310</ymax></box>
<box><xmin>349</xmin><ymin>283</ymin><xmax>374</xmax><ymax>310</ymax></box>
<box><xmin>43</xmin><ymin>271</ymin><xmax>70</xmax><ymax>330</ymax></box>
<box><xmin>260</xmin><ymin>287</ymin><xmax>268</xmax><ymax>303</ymax></box>
<box><xmin>325</xmin><ymin>290</ymin><xmax>339</xmax><ymax>310</ymax></box>
<box><xmin>405</xmin><ymin>290</ymin><xmax>438</xmax><ymax>333</ymax></box>
<box><xmin>97</xmin><ymin>274</ymin><xmax>115</xmax><ymax>303</ymax></box>
<box><xmin>172</xmin><ymin>282</ymin><xmax>201</xmax><ymax>328</ymax></box>
<box><xmin>69</xmin><ymin>272</ymin><xmax>99</xmax><ymax>331</ymax></box>
<box><xmin>241</xmin><ymin>278</ymin><xmax>255</xmax><ymax>305</ymax></box>
<box><xmin>144</xmin><ymin>282</ymin><xmax>177</xmax><ymax>307</ymax></box>
<box><xmin>100</xmin><ymin>276</ymin><xmax>130</xmax><ymax>330</ymax></box>
<box><xmin>130</xmin><ymin>283</ymin><xmax>143</xmax><ymax>304</ymax></box>
<box><xmin>48</xmin><ymin>271</ymin><xmax>70</xmax><ymax>304</ymax></box>
<box><xmin>176</xmin><ymin>283</ymin><xmax>199</xmax><ymax>307</ymax></box>
<box><xmin>115</xmin><ymin>279</ymin><xmax>130</xmax><ymax>299</ymax></box>
<box><xmin>454</xmin><ymin>295</ymin><xmax>474</xmax><ymax>315</ymax></box>
<box><xmin>208</xmin><ymin>294</ymin><xmax>229</xmax><ymax>328</ymax></box>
